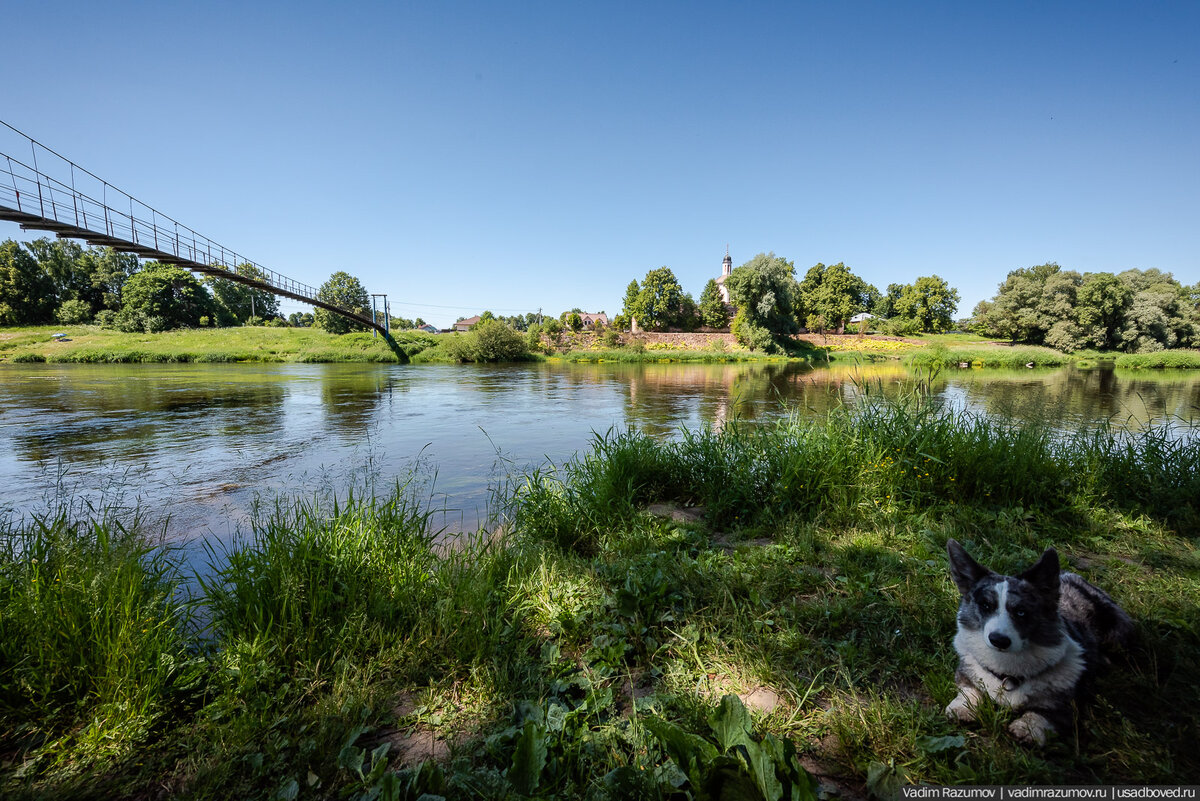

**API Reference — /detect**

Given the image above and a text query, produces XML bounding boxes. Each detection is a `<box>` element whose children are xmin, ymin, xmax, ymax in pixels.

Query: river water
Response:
<box><xmin>2</xmin><ymin>361</ymin><xmax>1198</xmax><ymax>561</ymax></box>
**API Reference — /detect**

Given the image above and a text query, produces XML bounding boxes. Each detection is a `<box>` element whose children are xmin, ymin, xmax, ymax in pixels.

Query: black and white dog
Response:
<box><xmin>944</xmin><ymin>539</ymin><xmax>1134</xmax><ymax>744</ymax></box>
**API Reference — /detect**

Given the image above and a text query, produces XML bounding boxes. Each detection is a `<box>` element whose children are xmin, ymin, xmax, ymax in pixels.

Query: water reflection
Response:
<box><xmin>1</xmin><ymin>362</ymin><xmax>1196</xmax><ymax>552</ymax></box>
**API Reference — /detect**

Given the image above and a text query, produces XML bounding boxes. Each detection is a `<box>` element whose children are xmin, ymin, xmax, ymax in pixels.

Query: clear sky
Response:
<box><xmin>2</xmin><ymin>1</ymin><xmax>1197</xmax><ymax>328</ymax></box>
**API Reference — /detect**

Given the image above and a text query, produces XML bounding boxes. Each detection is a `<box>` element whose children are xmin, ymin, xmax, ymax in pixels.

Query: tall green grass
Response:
<box><xmin>0</xmin><ymin>512</ymin><xmax>197</xmax><ymax>769</ymax></box>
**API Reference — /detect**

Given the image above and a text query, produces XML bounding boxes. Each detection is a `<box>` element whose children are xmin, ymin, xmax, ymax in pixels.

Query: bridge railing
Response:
<box><xmin>0</xmin><ymin>120</ymin><xmax>327</xmax><ymax>305</ymax></box>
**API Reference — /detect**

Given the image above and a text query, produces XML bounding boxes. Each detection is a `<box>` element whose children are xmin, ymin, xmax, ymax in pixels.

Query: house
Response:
<box><xmin>453</xmin><ymin>315</ymin><xmax>481</xmax><ymax>332</ymax></box>
<box><xmin>580</xmin><ymin>312</ymin><xmax>609</xmax><ymax>329</ymax></box>
<box><xmin>416</xmin><ymin>324</ymin><xmax>438</xmax><ymax>334</ymax></box>
<box><xmin>849</xmin><ymin>313</ymin><xmax>874</xmax><ymax>324</ymax></box>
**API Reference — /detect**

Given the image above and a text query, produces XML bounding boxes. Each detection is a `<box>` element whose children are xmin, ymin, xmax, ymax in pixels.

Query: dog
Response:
<box><xmin>944</xmin><ymin>539</ymin><xmax>1134</xmax><ymax>744</ymax></box>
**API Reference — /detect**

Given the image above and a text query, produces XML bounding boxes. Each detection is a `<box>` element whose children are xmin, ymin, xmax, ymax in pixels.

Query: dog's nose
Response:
<box><xmin>988</xmin><ymin>632</ymin><xmax>1012</xmax><ymax>650</ymax></box>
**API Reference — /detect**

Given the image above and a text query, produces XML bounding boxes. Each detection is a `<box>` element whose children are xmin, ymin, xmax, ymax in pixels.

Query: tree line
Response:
<box><xmin>970</xmin><ymin>263</ymin><xmax>1200</xmax><ymax>353</ymax></box>
<box><xmin>0</xmin><ymin>237</ymin><xmax>379</xmax><ymax>334</ymax></box>
<box><xmin>617</xmin><ymin>254</ymin><xmax>960</xmax><ymax>352</ymax></box>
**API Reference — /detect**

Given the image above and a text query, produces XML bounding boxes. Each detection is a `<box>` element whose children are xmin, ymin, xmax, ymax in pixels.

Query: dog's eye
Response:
<box><xmin>1013</xmin><ymin>609</ymin><xmax>1026</xmax><ymax>618</ymax></box>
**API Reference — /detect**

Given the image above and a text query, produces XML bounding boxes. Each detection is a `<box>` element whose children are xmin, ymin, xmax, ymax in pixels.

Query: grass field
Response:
<box><xmin>0</xmin><ymin>325</ymin><xmax>436</xmax><ymax>364</ymax></box>
<box><xmin>2</xmin><ymin>393</ymin><xmax>1197</xmax><ymax>799</ymax></box>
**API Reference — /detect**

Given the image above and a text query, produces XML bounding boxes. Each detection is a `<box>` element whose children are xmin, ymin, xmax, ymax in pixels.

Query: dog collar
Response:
<box><xmin>981</xmin><ymin>664</ymin><xmax>1038</xmax><ymax>692</ymax></box>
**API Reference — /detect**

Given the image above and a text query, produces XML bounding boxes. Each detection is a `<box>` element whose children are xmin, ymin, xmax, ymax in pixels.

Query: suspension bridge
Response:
<box><xmin>0</xmin><ymin>120</ymin><xmax>406</xmax><ymax>361</ymax></box>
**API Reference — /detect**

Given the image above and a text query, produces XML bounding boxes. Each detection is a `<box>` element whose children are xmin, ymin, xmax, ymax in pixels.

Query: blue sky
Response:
<box><xmin>2</xmin><ymin>1</ymin><xmax>1198</xmax><ymax>328</ymax></box>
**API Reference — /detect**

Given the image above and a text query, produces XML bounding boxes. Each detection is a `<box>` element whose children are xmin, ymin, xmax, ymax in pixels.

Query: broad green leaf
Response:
<box><xmin>643</xmin><ymin>715</ymin><xmax>719</xmax><ymax>786</ymax></box>
<box><xmin>916</xmin><ymin>734</ymin><xmax>965</xmax><ymax>754</ymax></box>
<box><xmin>709</xmin><ymin>694</ymin><xmax>754</xmax><ymax>754</ymax></box>
<box><xmin>508</xmin><ymin>721</ymin><xmax>548</xmax><ymax>795</ymax></box>
<box><xmin>275</xmin><ymin>777</ymin><xmax>299</xmax><ymax>801</ymax></box>
<box><xmin>866</xmin><ymin>760</ymin><xmax>905</xmax><ymax>801</ymax></box>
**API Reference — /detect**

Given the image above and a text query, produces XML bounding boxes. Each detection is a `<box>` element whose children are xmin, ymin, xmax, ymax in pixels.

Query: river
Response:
<box><xmin>2</xmin><ymin>361</ymin><xmax>1197</xmax><ymax>563</ymax></box>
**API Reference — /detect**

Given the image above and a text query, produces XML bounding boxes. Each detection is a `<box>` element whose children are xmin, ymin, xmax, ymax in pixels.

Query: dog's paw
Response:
<box><xmin>945</xmin><ymin>689</ymin><xmax>980</xmax><ymax>722</ymax></box>
<box><xmin>1009</xmin><ymin>712</ymin><xmax>1053</xmax><ymax>745</ymax></box>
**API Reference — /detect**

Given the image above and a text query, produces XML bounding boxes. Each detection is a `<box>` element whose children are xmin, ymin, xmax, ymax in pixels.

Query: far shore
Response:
<box><xmin>2</xmin><ymin>325</ymin><xmax>1198</xmax><ymax>369</ymax></box>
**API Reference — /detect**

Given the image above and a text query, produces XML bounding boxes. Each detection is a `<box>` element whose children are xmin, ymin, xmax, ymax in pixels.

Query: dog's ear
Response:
<box><xmin>1019</xmin><ymin>547</ymin><xmax>1061</xmax><ymax>596</ymax></box>
<box><xmin>947</xmin><ymin>539</ymin><xmax>990</xmax><ymax>596</ymax></box>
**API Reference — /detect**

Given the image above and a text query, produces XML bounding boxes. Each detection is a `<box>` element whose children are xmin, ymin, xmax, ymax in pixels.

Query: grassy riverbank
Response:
<box><xmin>2</xmin><ymin>395</ymin><xmax>1197</xmax><ymax>799</ymax></box>
<box><xmin>6</xmin><ymin>325</ymin><xmax>1199</xmax><ymax>369</ymax></box>
<box><xmin>0</xmin><ymin>326</ymin><xmax>434</xmax><ymax>363</ymax></box>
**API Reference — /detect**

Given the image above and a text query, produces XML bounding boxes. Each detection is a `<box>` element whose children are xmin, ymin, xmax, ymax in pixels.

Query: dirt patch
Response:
<box><xmin>645</xmin><ymin>502</ymin><xmax>706</xmax><ymax>525</ymax></box>
<box><xmin>1067</xmin><ymin>551</ymin><xmax>1146</xmax><ymax>571</ymax></box>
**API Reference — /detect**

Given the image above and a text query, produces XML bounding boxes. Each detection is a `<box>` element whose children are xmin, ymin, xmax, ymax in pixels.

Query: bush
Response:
<box><xmin>473</xmin><ymin>319</ymin><xmax>528</xmax><ymax>362</ymax></box>
<box><xmin>113</xmin><ymin>307</ymin><xmax>149</xmax><ymax>333</ymax></box>
<box><xmin>55</xmin><ymin>299</ymin><xmax>93</xmax><ymax>325</ymax></box>
<box><xmin>442</xmin><ymin>333</ymin><xmax>478</xmax><ymax>362</ymax></box>
<box><xmin>94</xmin><ymin>309</ymin><xmax>117</xmax><ymax>328</ymax></box>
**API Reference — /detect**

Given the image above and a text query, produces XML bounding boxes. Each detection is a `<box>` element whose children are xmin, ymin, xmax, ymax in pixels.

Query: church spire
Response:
<box><xmin>722</xmin><ymin>244</ymin><xmax>732</xmax><ymax>277</ymax></box>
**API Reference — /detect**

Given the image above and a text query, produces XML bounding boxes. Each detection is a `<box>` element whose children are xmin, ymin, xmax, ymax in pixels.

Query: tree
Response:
<box><xmin>620</xmin><ymin>280</ymin><xmax>641</xmax><ymax>324</ymax></box>
<box><xmin>892</xmin><ymin>275</ymin><xmax>961</xmax><ymax>333</ymax></box>
<box><xmin>26</xmin><ymin>238</ymin><xmax>95</xmax><ymax>310</ymax></box>
<box><xmin>698</xmin><ymin>278</ymin><xmax>729</xmax><ymax>329</ymax></box>
<box><xmin>567</xmin><ymin>312</ymin><xmax>583</xmax><ymax>332</ymax></box>
<box><xmin>798</xmin><ymin>262</ymin><xmax>876</xmax><ymax>332</ymax></box>
<box><xmin>314</xmin><ymin>271</ymin><xmax>370</xmax><ymax>334</ymax></box>
<box><xmin>873</xmin><ymin>283</ymin><xmax>905</xmax><ymax>319</ymax></box>
<box><xmin>628</xmin><ymin>267</ymin><xmax>685</xmax><ymax>331</ymax></box>
<box><xmin>289</xmin><ymin>311</ymin><xmax>315</xmax><ymax>327</ymax></box>
<box><xmin>120</xmin><ymin>262</ymin><xmax>213</xmax><ymax>329</ymax></box>
<box><xmin>86</xmin><ymin>247</ymin><xmax>139</xmax><ymax>313</ymax></box>
<box><xmin>0</xmin><ymin>240</ymin><xmax>55</xmax><ymax>325</ymax></box>
<box><xmin>207</xmin><ymin>263</ymin><xmax>280</xmax><ymax>326</ymax></box>
<box><xmin>977</xmin><ymin>263</ymin><xmax>1062</xmax><ymax>344</ymax></box>
<box><xmin>725</xmin><ymin>252</ymin><xmax>800</xmax><ymax>351</ymax></box>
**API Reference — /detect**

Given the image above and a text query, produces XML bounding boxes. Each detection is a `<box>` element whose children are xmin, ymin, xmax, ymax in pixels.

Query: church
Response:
<box><xmin>715</xmin><ymin>246</ymin><xmax>733</xmax><ymax>303</ymax></box>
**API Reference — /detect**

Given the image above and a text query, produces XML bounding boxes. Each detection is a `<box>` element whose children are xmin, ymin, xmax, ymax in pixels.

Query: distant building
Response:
<box><xmin>453</xmin><ymin>315</ymin><xmax>481</xmax><ymax>332</ymax></box>
<box><xmin>715</xmin><ymin>246</ymin><xmax>733</xmax><ymax>303</ymax></box>
<box><xmin>416</xmin><ymin>324</ymin><xmax>439</xmax><ymax>334</ymax></box>
<box><xmin>580</xmin><ymin>312</ymin><xmax>609</xmax><ymax>329</ymax></box>
<box><xmin>849</xmin><ymin>313</ymin><xmax>874</xmax><ymax>324</ymax></box>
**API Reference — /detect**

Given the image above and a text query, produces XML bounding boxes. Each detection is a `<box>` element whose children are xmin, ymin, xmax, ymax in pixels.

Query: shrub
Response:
<box><xmin>473</xmin><ymin>319</ymin><xmax>528</xmax><ymax>362</ymax></box>
<box><xmin>442</xmin><ymin>333</ymin><xmax>478</xmax><ymax>362</ymax></box>
<box><xmin>55</xmin><ymin>299</ymin><xmax>93</xmax><ymax>325</ymax></box>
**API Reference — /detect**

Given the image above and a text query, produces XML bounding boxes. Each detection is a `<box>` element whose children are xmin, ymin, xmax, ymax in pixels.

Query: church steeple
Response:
<box><xmin>722</xmin><ymin>245</ymin><xmax>732</xmax><ymax>277</ymax></box>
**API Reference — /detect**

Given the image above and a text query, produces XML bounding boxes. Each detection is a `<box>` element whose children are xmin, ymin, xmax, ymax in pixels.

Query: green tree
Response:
<box><xmin>120</xmin><ymin>262</ymin><xmax>213</xmax><ymax>329</ymax></box>
<box><xmin>977</xmin><ymin>263</ymin><xmax>1062</xmax><ymax>344</ymax></box>
<box><xmin>698</xmin><ymin>278</ymin><xmax>730</xmax><ymax>329</ymax></box>
<box><xmin>567</xmin><ymin>312</ymin><xmax>583</xmax><ymax>332</ymax></box>
<box><xmin>627</xmin><ymin>267</ymin><xmax>685</xmax><ymax>331</ymax></box>
<box><xmin>207</xmin><ymin>263</ymin><xmax>280</xmax><ymax>326</ymax></box>
<box><xmin>0</xmin><ymin>240</ymin><xmax>55</xmax><ymax>325</ymax></box>
<box><xmin>798</xmin><ymin>262</ymin><xmax>876</xmax><ymax>332</ymax></box>
<box><xmin>88</xmin><ymin>247</ymin><xmax>139</xmax><ymax>313</ymax></box>
<box><xmin>26</xmin><ymin>238</ymin><xmax>96</xmax><ymax>310</ymax></box>
<box><xmin>873</xmin><ymin>283</ymin><xmax>905</xmax><ymax>319</ymax></box>
<box><xmin>288</xmin><ymin>311</ymin><xmax>314</xmax><ymax>327</ymax></box>
<box><xmin>620</xmin><ymin>280</ymin><xmax>641</xmax><ymax>323</ymax></box>
<box><xmin>892</xmin><ymin>275</ymin><xmax>961</xmax><ymax>333</ymax></box>
<box><xmin>1075</xmin><ymin>272</ymin><xmax>1128</xmax><ymax>347</ymax></box>
<box><xmin>314</xmin><ymin>271</ymin><xmax>371</xmax><ymax>334</ymax></box>
<box><xmin>725</xmin><ymin>252</ymin><xmax>800</xmax><ymax>351</ymax></box>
